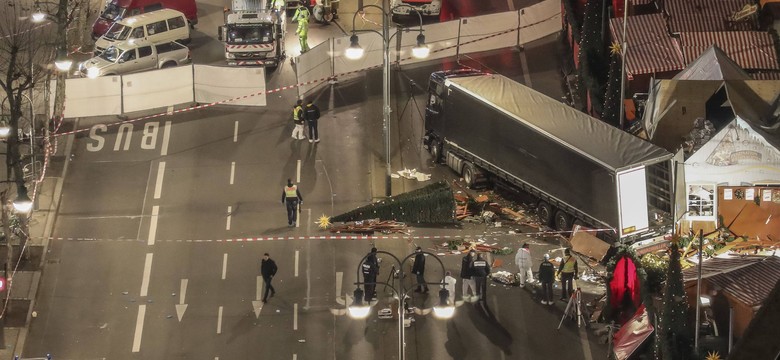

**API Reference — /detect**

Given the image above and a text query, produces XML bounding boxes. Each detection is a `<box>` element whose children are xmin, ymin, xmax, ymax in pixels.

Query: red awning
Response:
<box><xmin>613</xmin><ymin>305</ymin><xmax>654</xmax><ymax>360</ymax></box>
<box><xmin>666</xmin><ymin>0</ymin><xmax>755</xmax><ymax>32</ymax></box>
<box><xmin>609</xmin><ymin>14</ymin><xmax>686</xmax><ymax>77</ymax></box>
<box><xmin>679</xmin><ymin>32</ymin><xmax>780</xmax><ymax>71</ymax></box>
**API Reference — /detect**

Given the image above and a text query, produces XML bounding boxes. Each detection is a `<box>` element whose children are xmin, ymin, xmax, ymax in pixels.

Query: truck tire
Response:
<box><xmin>462</xmin><ymin>162</ymin><xmax>477</xmax><ymax>188</ymax></box>
<box><xmin>429</xmin><ymin>139</ymin><xmax>442</xmax><ymax>163</ymax></box>
<box><xmin>537</xmin><ymin>202</ymin><xmax>553</xmax><ymax>227</ymax></box>
<box><xmin>554</xmin><ymin>210</ymin><xmax>572</xmax><ymax>232</ymax></box>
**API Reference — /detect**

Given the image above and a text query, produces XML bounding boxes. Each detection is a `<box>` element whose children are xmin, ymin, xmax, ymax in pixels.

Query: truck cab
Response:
<box><xmin>219</xmin><ymin>5</ymin><xmax>285</xmax><ymax>67</ymax></box>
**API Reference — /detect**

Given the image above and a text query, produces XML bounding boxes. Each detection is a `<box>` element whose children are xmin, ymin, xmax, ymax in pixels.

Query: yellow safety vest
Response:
<box><xmin>285</xmin><ymin>185</ymin><xmax>298</xmax><ymax>198</ymax></box>
<box><xmin>561</xmin><ymin>256</ymin><xmax>576</xmax><ymax>273</ymax></box>
<box><xmin>293</xmin><ymin>106</ymin><xmax>303</xmax><ymax>121</ymax></box>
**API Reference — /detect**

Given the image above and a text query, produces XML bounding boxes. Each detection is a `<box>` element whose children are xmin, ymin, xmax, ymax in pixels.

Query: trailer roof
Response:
<box><xmin>446</xmin><ymin>74</ymin><xmax>673</xmax><ymax>171</ymax></box>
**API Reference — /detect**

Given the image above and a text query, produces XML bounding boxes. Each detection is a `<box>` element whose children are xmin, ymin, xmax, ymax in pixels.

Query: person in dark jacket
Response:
<box><xmin>471</xmin><ymin>253</ymin><xmax>490</xmax><ymax>302</ymax></box>
<box><xmin>304</xmin><ymin>100</ymin><xmax>321</xmax><ymax>143</ymax></box>
<box><xmin>411</xmin><ymin>246</ymin><xmax>428</xmax><ymax>293</ymax></box>
<box><xmin>557</xmin><ymin>248</ymin><xmax>578</xmax><ymax>301</ymax></box>
<box><xmin>281</xmin><ymin>179</ymin><xmax>303</xmax><ymax>227</ymax></box>
<box><xmin>538</xmin><ymin>253</ymin><xmax>555</xmax><ymax>305</ymax></box>
<box><xmin>460</xmin><ymin>250</ymin><xmax>477</xmax><ymax>301</ymax></box>
<box><xmin>261</xmin><ymin>253</ymin><xmax>278</xmax><ymax>303</ymax></box>
<box><xmin>362</xmin><ymin>247</ymin><xmax>379</xmax><ymax>301</ymax></box>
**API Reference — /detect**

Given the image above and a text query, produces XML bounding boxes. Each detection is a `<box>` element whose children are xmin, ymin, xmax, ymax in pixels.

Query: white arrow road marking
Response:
<box><xmin>252</xmin><ymin>276</ymin><xmax>264</xmax><ymax>318</ymax></box>
<box><xmin>175</xmin><ymin>279</ymin><xmax>188</xmax><ymax>322</ymax></box>
<box><xmin>335</xmin><ymin>272</ymin><xmax>344</xmax><ymax>305</ymax></box>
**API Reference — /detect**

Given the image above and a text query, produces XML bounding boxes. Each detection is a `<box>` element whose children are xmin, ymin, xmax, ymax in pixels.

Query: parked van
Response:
<box><xmin>92</xmin><ymin>0</ymin><xmax>197</xmax><ymax>39</ymax></box>
<box><xmin>94</xmin><ymin>9</ymin><xmax>190</xmax><ymax>54</ymax></box>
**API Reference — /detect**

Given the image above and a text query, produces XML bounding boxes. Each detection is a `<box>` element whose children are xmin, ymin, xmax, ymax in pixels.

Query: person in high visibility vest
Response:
<box><xmin>557</xmin><ymin>248</ymin><xmax>578</xmax><ymax>301</ymax></box>
<box><xmin>291</xmin><ymin>99</ymin><xmax>306</xmax><ymax>140</ymax></box>
<box><xmin>281</xmin><ymin>179</ymin><xmax>303</xmax><ymax>226</ymax></box>
<box><xmin>294</xmin><ymin>5</ymin><xmax>310</xmax><ymax>53</ymax></box>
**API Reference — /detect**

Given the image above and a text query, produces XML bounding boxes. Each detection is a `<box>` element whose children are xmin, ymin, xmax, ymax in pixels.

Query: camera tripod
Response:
<box><xmin>557</xmin><ymin>286</ymin><xmax>588</xmax><ymax>329</ymax></box>
<box><xmin>397</xmin><ymin>79</ymin><xmax>426</xmax><ymax>153</ymax></box>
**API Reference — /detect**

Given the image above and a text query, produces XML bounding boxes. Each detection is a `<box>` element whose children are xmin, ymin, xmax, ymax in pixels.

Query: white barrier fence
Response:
<box><xmin>54</xmin><ymin>65</ymin><xmax>267</xmax><ymax>118</ymax></box>
<box><xmin>296</xmin><ymin>0</ymin><xmax>561</xmax><ymax>99</ymax></box>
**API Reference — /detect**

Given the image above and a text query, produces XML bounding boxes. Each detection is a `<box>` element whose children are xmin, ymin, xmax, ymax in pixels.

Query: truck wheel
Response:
<box><xmin>429</xmin><ymin>139</ymin><xmax>442</xmax><ymax>163</ymax></box>
<box><xmin>161</xmin><ymin>62</ymin><xmax>176</xmax><ymax>68</ymax></box>
<box><xmin>537</xmin><ymin>202</ymin><xmax>553</xmax><ymax>227</ymax></box>
<box><xmin>554</xmin><ymin>210</ymin><xmax>572</xmax><ymax>232</ymax></box>
<box><xmin>462</xmin><ymin>163</ymin><xmax>477</xmax><ymax>188</ymax></box>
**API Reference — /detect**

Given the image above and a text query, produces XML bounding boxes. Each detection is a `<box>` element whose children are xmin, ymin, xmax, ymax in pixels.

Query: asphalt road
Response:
<box><xmin>21</xmin><ymin>0</ymin><xmax>592</xmax><ymax>358</ymax></box>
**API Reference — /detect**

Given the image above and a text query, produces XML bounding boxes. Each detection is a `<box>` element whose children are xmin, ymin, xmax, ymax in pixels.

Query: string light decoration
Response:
<box><xmin>577</xmin><ymin>0</ymin><xmax>609</xmax><ymax>115</ymax></box>
<box><xmin>602</xmin><ymin>42</ymin><xmax>624</xmax><ymax>128</ymax></box>
<box><xmin>657</xmin><ymin>234</ymin><xmax>694</xmax><ymax>359</ymax></box>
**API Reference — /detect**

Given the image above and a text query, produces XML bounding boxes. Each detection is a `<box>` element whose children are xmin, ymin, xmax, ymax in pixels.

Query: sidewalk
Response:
<box><xmin>0</xmin><ymin>120</ymin><xmax>75</xmax><ymax>359</ymax></box>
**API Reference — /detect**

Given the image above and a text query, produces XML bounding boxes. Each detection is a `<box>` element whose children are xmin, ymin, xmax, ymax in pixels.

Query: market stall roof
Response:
<box><xmin>679</xmin><ymin>32</ymin><xmax>779</xmax><ymax>71</ymax></box>
<box><xmin>729</xmin><ymin>277</ymin><xmax>780</xmax><ymax>360</ymax></box>
<box><xmin>446</xmin><ymin>74</ymin><xmax>673</xmax><ymax>172</ymax></box>
<box><xmin>665</xmin><ymin>0</ymin><xmax>754</xmax><ymax>32</ymax></box>
<box><xmin>673</xmin><ymin>45</ymin><xmax>751</xmax><ymax>80</ymax></box>
<box><xmin>609</xmin><ymin>14</ymin><xmax>685</xmax><ymax>77</ymax></box>
<box><xmin>682</xmin><ymin>256</ymin><xmax>780</xmax><ymax>307</ymax></box>
<box><xmin>612</xmin><ymin>305</ymin><xmax>654</xmax><ymax>360</ymax></box>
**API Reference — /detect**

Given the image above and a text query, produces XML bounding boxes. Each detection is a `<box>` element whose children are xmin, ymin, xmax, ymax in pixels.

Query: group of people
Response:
<box><xmin>518</xmin><ymin>244</ymin><xmax>580</xmax><ymax>305</ymax></box>
<box><xmin>291</xmin><ymin>99</ymin><xmax>321</xmax><ymax>142</ymax></box>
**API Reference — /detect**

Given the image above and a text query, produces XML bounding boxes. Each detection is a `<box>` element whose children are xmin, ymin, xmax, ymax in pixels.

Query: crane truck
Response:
<box><xmin>423</xmin><ymin>70</ymin><xmax>675</xmax><ymax>243</ymax></box>
<box><xmin>218</xmin><ymin>0</ymin><xmax>285</xmax><ymax>67</ymax></box>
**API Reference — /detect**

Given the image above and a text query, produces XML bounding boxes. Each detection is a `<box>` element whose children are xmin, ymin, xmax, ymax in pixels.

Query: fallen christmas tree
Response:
<box><xmin>332</xmin><ymin>181</ymin><xmax>456</xmax><ymax>223</ymax></box>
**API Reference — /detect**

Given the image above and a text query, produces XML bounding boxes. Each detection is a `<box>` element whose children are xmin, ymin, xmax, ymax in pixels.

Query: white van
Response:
<box><xmin>95</xmin><ymin>8</ymin><xmax>190</xmax><ymax>54</ymax></box>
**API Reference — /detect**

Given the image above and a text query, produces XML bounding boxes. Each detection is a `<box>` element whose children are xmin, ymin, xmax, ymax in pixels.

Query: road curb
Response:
<box><xmin>13</xmin><ymin>118</ymin><xmax>78</xmax><ymax>355</ymax></box>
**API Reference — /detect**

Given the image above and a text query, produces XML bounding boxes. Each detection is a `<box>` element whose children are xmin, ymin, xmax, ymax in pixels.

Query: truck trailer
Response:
<box><xmin>423</xmin><ymin>70</ymin><xmax>674</xmax><ymax>243</ymax></box>
<box><xmin>218</xmin><ymin>0</ymin><xmax>285</xmax><ymax>67</ymax></box>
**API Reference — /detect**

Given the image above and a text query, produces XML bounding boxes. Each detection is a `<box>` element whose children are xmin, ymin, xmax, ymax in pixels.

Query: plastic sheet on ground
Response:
<box><xmin>613</xmin><ymin>305</ymin><xmax>654</xmax><ymax>360</ymax></box>
<box><xmin>491</xmin><ymin>271</ymin><xmax>518</xmax><ymax>285</ymax></box>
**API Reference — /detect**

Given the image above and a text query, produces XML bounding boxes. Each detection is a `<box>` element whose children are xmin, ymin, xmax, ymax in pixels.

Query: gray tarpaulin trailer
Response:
<box><xmin>423</xmin><ymin>71</ymin><xmax>674</xmax><ymax>242</ymax></box>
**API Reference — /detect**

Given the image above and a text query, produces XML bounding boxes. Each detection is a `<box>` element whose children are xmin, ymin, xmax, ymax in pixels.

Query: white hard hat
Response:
<box><xmin>543</xmin><ymin>253</ymin><xmax>550</xmax><ymax>260</ymax></box>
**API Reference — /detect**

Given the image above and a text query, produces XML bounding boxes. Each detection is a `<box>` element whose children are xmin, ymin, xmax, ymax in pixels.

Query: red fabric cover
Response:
<box><xmin>613</xmin><ymin>305</ymin><xmax>654</xmax><ymax>360</ymax></box>
<box><xmin>609</xmin><ymin>257</ymin><xmax>641</xmax><ymax>312</ymax></box>
<box><xmin>613</xmin><ymin>0</ymin><xmax>625</xmax><ymax>17</ymax></box>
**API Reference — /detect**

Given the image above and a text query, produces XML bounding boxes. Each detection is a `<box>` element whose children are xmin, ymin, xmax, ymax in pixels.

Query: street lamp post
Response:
<box><xmin>348</xmin><ymin>250</ymin><xmax>454</xmax><ymax>360</ymax></box>
<box><xmin>345</xmin><ymin>4</ymin><xmax>429</xmax><ymax>197</ymax></box>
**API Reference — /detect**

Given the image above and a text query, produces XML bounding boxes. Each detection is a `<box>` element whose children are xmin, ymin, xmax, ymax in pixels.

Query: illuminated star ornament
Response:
<box><xmin>609</xmin><ymin>42</ymin><xmax>621</xmax><ymax>55</ymax></box>
<box><xmin>318</xmin><ymin>214</ymin><xmax>331</xmax><ymax>229</ymax></box>
<box><xmin>705</xmin><ymin>351</ymin><xmax>722</xmax><ymax>360</ymax></box>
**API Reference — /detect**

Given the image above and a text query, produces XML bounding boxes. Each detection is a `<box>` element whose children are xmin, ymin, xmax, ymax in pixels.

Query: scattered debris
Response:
<box><xmin>330</xmin><ymin>219</ymin><xmax>408</xmax><ymax>234</ymax></box>
<box><xmin>491</xmin><ymin>271</ymin><xmax>518</xmax><ymax>285</ymax></box>
<box><xmin>397</xmin><ymin>168</ymin><xmax>431</xmax><ymax>182</ymax></box>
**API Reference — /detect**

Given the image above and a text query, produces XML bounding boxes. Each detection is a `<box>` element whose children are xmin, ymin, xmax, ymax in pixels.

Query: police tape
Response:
<box><xmin>50</xmin><ymin>12</ymin><xmax>558</xmax><ymax>138</ymax></box>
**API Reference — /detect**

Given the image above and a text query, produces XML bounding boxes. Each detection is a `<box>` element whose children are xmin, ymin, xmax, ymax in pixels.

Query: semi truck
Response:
<box><xmin>218</xmin><ymin>0</ymin><xmax>285</xmax><ymax>67</ymax></box>
<box><xmin>423</xmin><ymin>70</ymin><xmax>675</xmax><ymax>243</ymax></box>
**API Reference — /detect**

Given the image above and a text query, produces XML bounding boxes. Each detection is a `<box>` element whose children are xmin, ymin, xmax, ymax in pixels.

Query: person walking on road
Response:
<box><xmin>460</xmin><ymin>250</ymin><xmax>477</xmax><ymax>302</ymax></box>
<box><xmin>304</xmin><ymin>100</ymin><xmax>321</xmax><ymax>143</ymax></box>
<box><xmin>557</xmin><ymin>248</ymin><xmax>578</xmax><ymax>302</ymax></box>
<box><xmin>471</xmin><ymin>253</ymin><xmax>490</xmax><ymax>302</ymax></box>
<box><xmin>362</xmin><ymin>247</ymin><xmax>379</xmax><ymax>302</ymax></box>
<box><xmin>515</xmin><ymin>242</ymin><xmax>533</xmax><ymax>288</ymax></box>
<box><xmin>411</xmin><ymin>246</ymin><xmax>428</xmax><ymax>293</ymax></box>
<box><xmin>538</xmin><ymin>253</ymin><xmax>555</xmax><ymax>305</ymax></box>
<box><xmin>281</xmin><ymin>179</ymin><xmax>303</xmax><ymax>226</ymax></box>
<box><xmin>291</xmin><ymin>100</ymin><xmax>306</xmax><ymax>140</ymax></box>
<box><xmin>294</xmin><ymin>5</ymin><xmax>310</xmax><ymax>53</ymax></box>
<box><xmin>261</xmin><ymin>253</ymin><xmax>278</xmax><ymax>303</ymax></box>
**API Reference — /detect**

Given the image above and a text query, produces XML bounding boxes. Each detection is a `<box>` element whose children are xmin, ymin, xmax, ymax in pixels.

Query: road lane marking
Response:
<box><xmin>147</xmin><ymin>206</ymin><xmax>159</xmax><ymax>246</ymax></box>
<box><xmin>132</xmin><ymin>304</ymin><xmax>146</xmax><ymax>352</ymax></box>
<box><xmin>252</xmin><ymin>276</ymin><xmax>264</xmax><ymax>318</ymax></box>
<box><xmin>257</xmin><ymin>276</ymin><xmax>263</xmax><ymax>300</ymax></box>
<box><xmin>176</xmin><ymin>279</ymin><xmax>189</xmax><ymax>321</ymax></box>
<box><xmin>295</xmin><ymin>250</ymin><xmax>299</xmax><ymax>277</ymax></box>
<box><xmin>229</xmin><ymin>162</ymin><xmax>235</xmax><ymax>185</ymax></box>
<box><xmin>294</xmin><ymin>303</ymin><xmax>298</xmax><ymax>330</ymax></box>
<box><xmin>161</xmin><ymin>121</ymin><xmax>171</xmax><ymax>156</ymax></box>
<box><xmin>293</xmin><ymin>354</ymin><xmax>297</xmax><ymax>360</ymax></box>
<box><xmin>335</xmin><ymin>272</ymin><xmax>343</xmax><ymax>305</ymax></box>
<box><xmin>233</xmin><ymin>121</ymin><xmax>239</xmax><ymax>142</ymax></box>
<box><xmin>222</xmin><ymin>253</ymin><xmax>228</xmax><ymax>280</ymax></box>
<box><xmin>226</xmin><ymin>206</ymin><xmax>232</xmax><ymax>230</ymax></box>
<box><xmin>579</xmin><ymin>317</ymin><xmax>594</xmax><ymax>360</ymax></box>
<box><xmin>140</xmin><ymin>253</ymin><xmax>153</xmax><ymax>297</ymax></box>
<box><xmin>166</xmin><ymin>105</ymin><xmax>174</xmax><ymax>115</ymax></box>
<box><xmin>153</xmin><ymin>162</ymin><xmax>166</xmax><ymax>199</ymax></box>
<box><xmin>296</xmin><ymin>159</ymin><xmax>301</xmax><ymax>183</ymax></box>
<box><xmin>217</xmin><ymin>306</ymin><xmax>224</xmax><ymax>334</ymax></box>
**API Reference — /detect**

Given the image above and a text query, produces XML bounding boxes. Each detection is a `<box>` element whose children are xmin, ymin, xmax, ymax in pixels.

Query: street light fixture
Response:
<box><xmin>13</xmin><ymin>185</ymin><xmax>33</xmax><ymax>213</ymax></box>
<box><xmin>54</xmin><ymin>50</ymin><xmax>73</xmax><ymax>72</ymax></box>
<box><xmin>0</xmin><ymin>119</ymin><xmax>10</xmax><ymax>138</ymax></box>
<box><xmin>347</xmin><ymin>2</ymin><xmax>428</xmax><ymax>197</ymax></box>
<box><xmin>31</xmin><ymin>8</ymin><xmax>47</xmax><ymax>22</ymax></box>
<box><xmin>348</xmin><ymin>249</ymin><xmax>453</xmax><ymax>360</ymax></box>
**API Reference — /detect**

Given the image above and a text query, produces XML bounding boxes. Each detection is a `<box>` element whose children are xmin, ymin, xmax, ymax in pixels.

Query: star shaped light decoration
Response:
<box><xmin>705</xmin><ymin>351</ymin><xmax>722</xmax><ymax>360</ymax></box>
<box><xmin>318</xmin><ymin>214</ymin><xmax>331</xmax><ymax>229</ymax></box>
<box><xmin>609</xmin><ymin>42</ymin><xmax>622</xmax><ymax>55</ymax></box>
